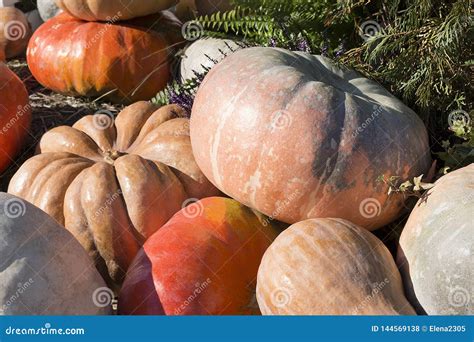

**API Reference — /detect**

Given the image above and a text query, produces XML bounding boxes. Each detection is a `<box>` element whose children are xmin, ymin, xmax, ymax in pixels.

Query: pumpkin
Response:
<box><xmin>0</xmin><ymin>62</ymin><xmax>31</xmax><ymax>174</ymax></box>
<box><xmin>256</xmin><ymin>218</ymin><xmax>415</xmax><ymax>315</ymax></box>
<box><xmin>8</xmin><ymin>102</ymin><xmax>220</xmax><ymax>289</ymax></box>
<box><xmin>191</xmin><ymin>47</ymin><xmax>431</xmax><ymax>230</ymax></box>
<box><xmin>0</xmin><ymin>7</ymin><xmax>32</xmax><ymax>60</ymax></box>
<box><xmin>0</xmin><ymin>192</ymin><xmax>111</xmax><ymax>315</ymax></box>
<box><xmin>56</xmin><ymin>0</ymin><xmax>178</xmax><ymax>21</ymax></box>
<box><xmin>398</xmin><ymin>164</ymin><xmax>474</xmax><ymax>315</ymax></box>
<box><xmin>38</xmin><ymin>0</ymin><xmax>62</xmax><ymax>21</ymax></box>
<box><xmin>118</xmin><ymin>197</ymin><xmax>280</xmax><ymax>315</ymax></box>
<box><xmin>180</xmin><ymin>38</ymin><xmax>243</xmax><ymax>82</ymax></box>
<box><xmin>27</xmin><ymin>12</ymin><xmax>177</xmax><ymax>103</ymax></box>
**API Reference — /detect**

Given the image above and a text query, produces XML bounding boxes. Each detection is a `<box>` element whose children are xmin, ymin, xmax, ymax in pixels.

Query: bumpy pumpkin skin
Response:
<box><xmin>257</xmin><ymin>218</ymin><xmax>415</xmax><ymax>315</ymax></box>
<box><xmin>398</xmin><ymin>164</ymin><xmax>474</xmax><ymax>315</ymax></box>
<box><xmin>8</xmin><ymin>102</ymin><xmax>220</xmax><ymax>289</ymax></box>
<box><xmin>191</xmin><ymin>47</ymin><xmax>431</xmax><ymax>230</ymax></box>
<box><xmin>0</xmin><ymin>63</ymin><xmax>31</xmax><ymax>174</ymax></box>
<box><xmin>0</xmin><ymin>193</ymin><xmax>111</xmax><ymax>315</ymax></box>
<box><xmin>0</xmin><ymin>8</ymin><xmax>32</xmax><ymax>60</ymax></box>
<box><xmin>118</xmin><ymin>197</ymin><xmax>280</xmax><ymax>315</ymax></box>
<box><xmin>27</xmin><ymin>13</ymin><xmax>173</xmax><ymax>103</ymax></box>
<box><xmin>56</xmin><ymin>0</ymin><xmax>178</xmax><ymax>21</ymax></box>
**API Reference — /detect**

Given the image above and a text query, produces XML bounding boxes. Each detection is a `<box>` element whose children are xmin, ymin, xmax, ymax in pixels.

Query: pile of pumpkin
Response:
<box><xmin>0</xmin><ymin>0</ymin><xmax>472</xmax><ymax>316</ymax></box>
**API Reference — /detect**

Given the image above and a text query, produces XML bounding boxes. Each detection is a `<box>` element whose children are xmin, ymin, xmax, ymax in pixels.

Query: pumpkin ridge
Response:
<box><xmin>39</xmin><ymin>126</ymin><xmax>103</xmax><ymax>161</ymax></box>
<box><xmin>310</xmin><ymin>91</ymin><xmax>346</xmax><ymax>183</ymax></box>
<box><xmin>65</xmin><ymin>166</ymin><xmax>116</xmax><ymax>288</ymax></box>
<box><xmin>26</xmin><ymin>157</ymin><xmax>92</xmax><ymax>205</ymax></box>
<box><xmin>308</xmin><ymin>220</ymin><xmax>365</xmax><ymax>308</ymax></box>
<box><xmin>78</xmin><ymin>162</ymin><xmax>141</xmax><ymax>285</ymax></box>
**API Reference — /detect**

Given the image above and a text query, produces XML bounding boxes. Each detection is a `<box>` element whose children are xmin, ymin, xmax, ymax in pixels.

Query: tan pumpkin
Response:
<box><xmin>256</xmin><ymin>218</ymin><xmax>415</xmax><ymax>315</ymax></box>
<box><xmin>0</xmin><ymin>7</ymin><xmax>32</xmax><ymax>60</ymax></box>
<box><xmin>56</xmin><ymin>0</ymin><xmax>178</xmax><ymax>21</ymax></box>
<box><xmin>8</xmin><ymin>102</ymin><xmax>220</xmax><ymax>290</ymax></box>
<box><xmin>191</xmin><ymin>47</ymin><xmax>432</xmax><ymax>230</ymax></box>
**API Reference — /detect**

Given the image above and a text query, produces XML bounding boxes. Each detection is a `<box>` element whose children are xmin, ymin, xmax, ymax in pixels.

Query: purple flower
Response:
<box><xmin>335</xmin><ymin>40</ymin><xmax>347</xmax><ymax>58</ymax></box>
<box><xmin>296</xmin><ymin>37</ymin><xmax>311</xmax><ymax>53</ymax></box>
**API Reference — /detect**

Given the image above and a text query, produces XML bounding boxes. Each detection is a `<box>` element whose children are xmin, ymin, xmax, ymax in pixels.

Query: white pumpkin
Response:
<box><xmin>0</xmin><ymin>193</ymin><xmax>111</xmax><ymax>315</ymax></box>
<box><xmin>38</xmin><ymin>0</ymin><xmax>62</xmax><ymax>21</ymax></box>
<box><xmin>180</xmin><ymin>37</ymin><xmax>243</xmax><ymax>82</ymax></box>
<box><xmin>398</xmin><ymin>164</ymin><xmax>474</xmax><ymax>315</ymax></box>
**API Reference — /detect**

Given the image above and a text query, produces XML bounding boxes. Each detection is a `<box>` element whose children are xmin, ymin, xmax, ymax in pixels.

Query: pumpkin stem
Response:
<box><xmin>102</xmin><ymin>150</ymin><xmax>125</xmax><ymax>164</ymax></box>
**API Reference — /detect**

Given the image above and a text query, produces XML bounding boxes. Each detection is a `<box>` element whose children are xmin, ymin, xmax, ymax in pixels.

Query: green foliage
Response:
<box><xmin>342</xmin><ymin>0</ymin><xmax>472</xmax><ymax>120</ymax></box>
<box><xmin>195</xmin><ymin>0</ymin><xmax>361</xmax><ymax>56</ymax></box>
<box><xmin>151</xmin><ymin>75</ymin><xmax>204</xmax><ymax>115</ymax></box>
<box><xmin>193</xmin><ymin>0</ymin><xmax>472</xmax><ymax>171</ymax></box>
<box><xmin>438</xmin><ymin>110</ymin><xmax>474</xmax><ymax>170</ymax></box>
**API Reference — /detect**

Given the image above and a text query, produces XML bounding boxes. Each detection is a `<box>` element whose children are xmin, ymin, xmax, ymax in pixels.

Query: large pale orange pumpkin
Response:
<box><xmin>256</xmin><ymin>218</ymin><xmax>415</xmax><ymax>315</ymax></box>
<box><xmin>118</xmin><ymin>197</ymin><xmax>280</xmax><ymax>315</ymax></box>
<box><xmin>56</xmin><ymin>0</ymin><xmax>178</xmax><ymax>21</ymax></box>
<box><xmin>8</xmin><ymin>102</ymin><xmax>220</xmax><ymax>289</ymax></box>
<box><xmin>0</xmin><ymin>7</ymin><xmax>32</xmax><ymax>60</ymax></box>
<box><xmin>191</xmin><ymin>47</ymin><xmax>432</xmax><ymax>230</ymax></box>
<box><xmin>0</xmin><ymin>63</ymin><xmax>31</xmax><ymax>173</ymax></box>
<box><xmin>27</xmin><ymin>12</ymin><xmax>178</xmax><ymax>103</ymax></box>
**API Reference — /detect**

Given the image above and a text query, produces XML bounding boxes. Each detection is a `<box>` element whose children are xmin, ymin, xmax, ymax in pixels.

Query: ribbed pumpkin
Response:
<box><xmin>119</xmin><ymin>197</ymin><xmax>280</xmax><ymax>315</ymax></box>
<box><xmin>8</xmin><ymin>102</ymin><xmax>220</xmax><ymax>289</ymax></box>
<box><xmin>56</xmin><ymin>0</ymin><xmax>177</xmax><ymax>21</ymax></box>
<box><xmin>398</xmin><ymin>164</ymin><xmax>474</xmax><ymax>315</ymax></box>
<box><xmin>256</xmin><ymin>218</ymin><xmax>415</xmax><ymax>315</ymax></box>
<box><xmin>191</xmin><ymin>47</ymin><xmax>431</xmax><ymax>230</ymax></box>
<box><xmin>27</xmin><ymin>12</ymin><xmax>178</xmax><ymax>103</ymax></box>
<box><xmin>0</xmin><ymin>193</ymin><xmax>110</xmax><ymax>315</ymax></box>
<box><xmin>0</xmin><ymin>7</ymin><xmax>32</xmax><ymax>60</ymax></box>
<box><xmin>0</xmin><ymin>63</ymin><xmax>31</xmax><ymax>174</ymax></box>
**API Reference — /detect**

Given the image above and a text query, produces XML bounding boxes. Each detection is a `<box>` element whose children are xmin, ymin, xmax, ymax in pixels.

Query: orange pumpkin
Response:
<box><xmin>118</xmin><ymin>197</ymin><xmax>280</xmax><ymax>315</ymax></box>
<box><xmin>191</xmin><ymin>47</ymin><xmax>432</xmax><ymax>230</ymax></box>
<box><xmin>0</xmin><ymin>63</ymin><xmax>31</xmax><ymax>173</ymax></box>
<box><xmin>0</xmin><ymin>7</ymin><xmax>32</xmax><ymax>60</ymax></box>
<box><xmin>256</xmin><ymin>218</ymin><xmax>415</xmax><ymax>315</ymax></box>
<box><xmin>56</xmin><ymin>0</ymin><xmax>178</xmax><ymax>21</ymax></box>
<box><xmin>8</xmin><ymin>102</ymin><xmax>220</xmax><ymax>289</ymax></box>
<box><xmin>27</xmin><ymin>12</ymin><xmax>178</xmax><ymax>103</ymax></box>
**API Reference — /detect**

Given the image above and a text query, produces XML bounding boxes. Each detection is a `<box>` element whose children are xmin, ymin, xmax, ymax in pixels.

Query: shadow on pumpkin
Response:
<box><xmin>396</xmin><ymin>245</ymin><xmax>427</xmax><ymax>315</ymax></box>
<box><xmin>117</xmin><ymin>250</ymin><xmax>164</xmax><ymax>315</ymax></box>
